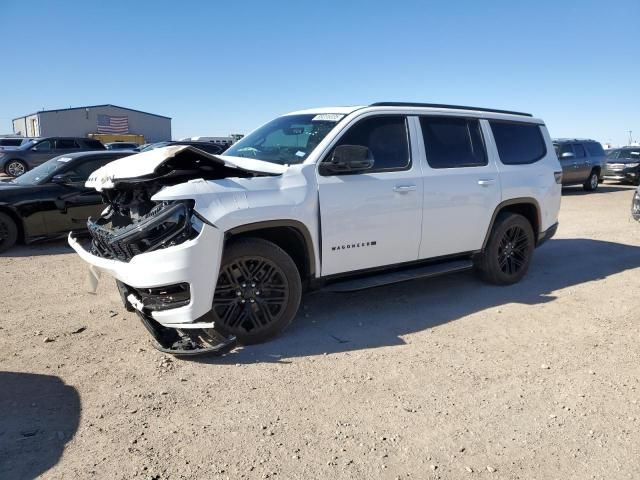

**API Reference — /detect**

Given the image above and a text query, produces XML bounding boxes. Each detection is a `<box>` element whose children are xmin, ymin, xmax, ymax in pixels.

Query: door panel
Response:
<box><xmin>557</xmin><ymin>144</ymin><xmax>578</xmax><ymax>183</ymax></box>
<box><xmin>317</xmin><ymin>115</ymin><xmax>423</xmax><ymax>276</ymax></box>
<box><xmin>417</xmin><ymin>118</ymin><xmax>501</xmax><ymax>259</ymax></box>
<box><xmin>572</xmin><ymin>143</ymin><xmax>589</xmax><ymax>181</ymax></box>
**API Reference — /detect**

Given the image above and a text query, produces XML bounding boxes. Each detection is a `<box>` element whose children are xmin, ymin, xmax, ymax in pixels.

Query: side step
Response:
<box><xmin>324</xmin><ymin>259</ymin><xmax>474</xmax><ymax>293</ymax></box>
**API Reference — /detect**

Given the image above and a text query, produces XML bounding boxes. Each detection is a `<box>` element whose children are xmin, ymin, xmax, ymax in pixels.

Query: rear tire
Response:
<box><xmin>583</xmin><ymin>170</ymin><xmax>599</xmax><ymax>191</ymax></box>
<box><xmin>0</xmin><ymin>212</ymin><xmax>18</xmax><ymax>253</ymax></box>
<box><xmin>211</xmin><ymin>238</ymin><xmax>302</xmax><ymax>345</ymax></box>
<box><xmin>4</xmin><ymin>160</ymin><xmax>27</xmax><ymax>177</ymax></box>
<box><xmin>475</xmin><ymin>212</ymin><xmax>535</xmax><ymax>285</ymax></box>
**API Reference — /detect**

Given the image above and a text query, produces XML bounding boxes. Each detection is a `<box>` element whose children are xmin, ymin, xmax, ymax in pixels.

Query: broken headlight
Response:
<box><xmin>89</xmin><ymin>201</ymin><xmax>199</xmax><ymax>261</ymax></box>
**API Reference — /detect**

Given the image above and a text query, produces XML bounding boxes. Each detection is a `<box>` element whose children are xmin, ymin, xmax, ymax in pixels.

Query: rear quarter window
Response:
<box><xmin>489</xmin><ymin>121</ymin><xmax>546</xmax><ymax>165</ymax></box>
<box><xmin>585</xmin><ymin>142</ymin><xmax>605</xmax><ymax>157</ymax></box>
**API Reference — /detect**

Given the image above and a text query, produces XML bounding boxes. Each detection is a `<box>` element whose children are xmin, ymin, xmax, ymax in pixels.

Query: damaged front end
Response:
<box><xmin>74</xmin><ymin>146</ymin><xmax>284</xmax><ymax>355</ymax></box>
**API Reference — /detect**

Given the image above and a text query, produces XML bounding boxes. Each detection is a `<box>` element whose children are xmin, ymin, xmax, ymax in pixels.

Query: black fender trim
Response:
<box><xmin>226</xmin><ymin>220</ymin><xmax>317</xmax><ymax>278</ymax></box>
<box><xmin>481</xmin><ymin>197</ymin><xmax>542</xmax><ymax>251</ymax></box>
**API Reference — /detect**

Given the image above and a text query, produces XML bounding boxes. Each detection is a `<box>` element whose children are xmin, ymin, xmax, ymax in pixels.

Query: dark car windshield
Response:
<box><xmin>224</xmin><ymin>113</ymin><xmax>345</xmax><ymax>165</ymax></box>
<box><xmin>618</xmin><ymin>149</ymin><xmax>640</xmax><ymax>161</ymax></box>
<box><xmin>12</xmin><ymin>155</ymin><xmax>75</xmax><ymax>185</ymax></box>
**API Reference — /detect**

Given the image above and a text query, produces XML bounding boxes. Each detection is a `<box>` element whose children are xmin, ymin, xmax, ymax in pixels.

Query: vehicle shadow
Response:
<box><xmin>0</xmin><ymin>240</ymin><xmax>73</xmax><ymax>258</ymax></box>
<box><xmin>562</xmin><ymin>184</ymin><xmax>636</xmax><ymax>195</ymax></box>
<box><xmin>0</xmin><ymin>372</ymin><xmax>80</xmax><ymax>479</ymax></box>
<box><xmin>196</xmin><ymin>238</ymin><xmax>640</xmax><ymax>364</ymax></box>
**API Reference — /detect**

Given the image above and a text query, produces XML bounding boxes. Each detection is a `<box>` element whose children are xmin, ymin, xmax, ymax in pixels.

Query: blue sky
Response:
<box><xmin>1</xmin><ymin>0</ymin><xmax>638</xmax><ymax>145</ymax></box>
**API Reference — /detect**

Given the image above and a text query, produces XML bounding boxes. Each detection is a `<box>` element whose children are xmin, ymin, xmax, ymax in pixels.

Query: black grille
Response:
<box><xmin>88</xmin><ymin>202</ymin><xmax>195</xmax><ymax>262</ymax></box>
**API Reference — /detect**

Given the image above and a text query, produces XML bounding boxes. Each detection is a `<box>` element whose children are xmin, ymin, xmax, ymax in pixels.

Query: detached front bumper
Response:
<box><xmin>68</xmin><ymin>221</ymin><xmax>224</xmax><ymax>328</ymax></box>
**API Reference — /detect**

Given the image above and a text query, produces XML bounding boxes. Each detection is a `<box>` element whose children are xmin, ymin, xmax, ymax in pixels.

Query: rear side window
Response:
<box><xmin>585</xmin><ymin>142</ymin><xmax>604</xmax><ymax>157</ymax></box>
<box><xmin>56</xmin><ymin>139</ymin><xmax>80</xmax><ymax>149</ymax></box>
<box><xmin>84</xmin><ymin>139</ymin><xmax>106</xmax><ymax>149</ymax></box>
<box><xmin>573</xmin><ymin>144</ymin><xmax>586</xmax><ymax>158</ymax></box>
<box><xmin>490</xmin><ymin>121</ymin><xmax>546</xmax><ymax>165</ymax></box>
<box><xmin>420</xmin><ymin>117</ymin><xmax>487</xmax><ymax>168</ymax></box>
<box><xmin>0</xmin><ymin>138</ymin><xmax>23</xmax><ymax>146</ymax></box>
<box><xmin>332</xmin><ymin>116</ymin><xmax>410</xmax><ymax>172</ymax></box>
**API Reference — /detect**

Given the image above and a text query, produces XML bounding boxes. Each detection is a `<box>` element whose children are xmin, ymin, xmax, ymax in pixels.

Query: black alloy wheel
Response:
<box><xmin>475</xmin><ymin>212</ymin><xmax>534</xmax><ymax>285</ymax></box>
<box><xmin>211</xmin><ymin>238</ymin><xmax>301</xmax><ymax>344</ymax></box>
<box><xmin>0</xmin><ymin>212</ymin><xmax>18</xmax><ymax>253</ymax></box>
<box><xmin>497</xmin><ymin>225</ymin><xmax>529</xmax><ymax>276</ymax></box>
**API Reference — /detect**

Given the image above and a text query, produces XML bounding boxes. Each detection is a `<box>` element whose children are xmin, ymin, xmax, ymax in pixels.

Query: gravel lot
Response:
<box><xmin>1</xmin><ymin>183</ymin><xmax>639</xmax><ymax>480</ymax></box>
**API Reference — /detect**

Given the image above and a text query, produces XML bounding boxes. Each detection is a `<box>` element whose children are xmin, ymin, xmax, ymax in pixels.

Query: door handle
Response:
<box><xmin>477</xmin><ymin>179</ymin><xmax>495</xmax><ymax>187</ymax></box>
<box><xmin>393</xmin><ymin>185</ymin><xmax>417</xmax><ymax>193</ymax></box>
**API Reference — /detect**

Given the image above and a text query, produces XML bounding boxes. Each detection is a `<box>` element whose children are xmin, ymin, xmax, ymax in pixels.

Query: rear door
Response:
<box><xmin>416</xmin><ymin>116</ymin><xmax>501</xmax><ymax>259</ymax></box>
<box><xmin>317</xmin><ymin>115</ymin><xmax>424</xmax><ymax>276</ymax></box>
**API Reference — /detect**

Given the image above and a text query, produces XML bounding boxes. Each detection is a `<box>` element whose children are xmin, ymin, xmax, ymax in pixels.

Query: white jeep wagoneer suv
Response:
<box><xmin>69</xmin><ymin>102</ymin><xmax>562</xmax><ymax>355</ymax></box>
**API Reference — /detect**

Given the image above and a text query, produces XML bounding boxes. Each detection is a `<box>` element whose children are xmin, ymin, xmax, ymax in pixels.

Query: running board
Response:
<box><xmin>324</xmin><ymin>259</ymin><xmax>474</xmax><ymax>293</ymax></box>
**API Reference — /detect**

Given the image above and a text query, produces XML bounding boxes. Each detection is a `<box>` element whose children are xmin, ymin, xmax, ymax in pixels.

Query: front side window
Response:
<box><xmin>224</xmin><ymin>114</ymin><xmax>344</xmax><ymax>165</ymax></box>
<box><xmin>328</xmin><ymin>115</ymin><xmax>410</xmax><ymax>172</ymax></box>
<box><xmin>32</xmin><ymin>140</ymin><xmax>52</xmax><ymax>152</ymax></box>
<box><xmin>490</xmin><ymin>121</ymin><xmax>546</xmax><ymax>165</ymax></box>
<box><xmin>420</xmin><ymin>117</ymin><xmax>487</xmax><ymax>168</ymax></box>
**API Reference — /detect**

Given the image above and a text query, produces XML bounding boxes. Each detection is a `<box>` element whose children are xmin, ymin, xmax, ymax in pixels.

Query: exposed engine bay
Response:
<box><xmin>79</xmin><ymin>146</ymin><xmax>284</xmax><ymax>355</ymax></box>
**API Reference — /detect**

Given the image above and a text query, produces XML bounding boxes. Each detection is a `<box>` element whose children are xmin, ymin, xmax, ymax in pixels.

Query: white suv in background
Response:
<box><xmin>69</xmin><ymin>102</ymin><xmax>562</xmax><ymax>355</ymax></box>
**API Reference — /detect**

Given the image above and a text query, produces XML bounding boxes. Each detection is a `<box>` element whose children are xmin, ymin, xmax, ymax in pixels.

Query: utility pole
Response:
<box><xmin>629</xmin><ymin>130</ymin><xmax>633</xmax><ymax>145</ymax></box>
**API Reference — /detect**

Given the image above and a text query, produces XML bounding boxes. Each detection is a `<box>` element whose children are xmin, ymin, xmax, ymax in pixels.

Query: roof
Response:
<box><xmin>12</xmin><ymin>104</ymin><xmax>171</xmax><ymax>121</ymax></box>
<box><xmin>284</xmin><ymin>103</ymin><xmax>540</xmax><ymax>123</ymax></box>
<box><xmin>370</xmin><ymin>102</ymin><xmax>532</xmax><ymax>117</ymax></box>
<box><xmin>553</xmin><ymin>138</ymin><xmax>600</xmax><ymax>143</ymax></box>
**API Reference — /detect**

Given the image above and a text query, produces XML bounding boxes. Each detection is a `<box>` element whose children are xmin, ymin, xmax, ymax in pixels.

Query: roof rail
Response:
<box><xmin>369</xmin><ymin>102</ymin><xmax>533</xmax><ymax>117</ymax></box>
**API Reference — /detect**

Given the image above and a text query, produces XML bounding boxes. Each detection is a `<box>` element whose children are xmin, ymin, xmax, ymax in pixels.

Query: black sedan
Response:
<box><xmin>0</xmin><ymin>150</ymin><xmax>133</xmax><ymax>253</ymax></box>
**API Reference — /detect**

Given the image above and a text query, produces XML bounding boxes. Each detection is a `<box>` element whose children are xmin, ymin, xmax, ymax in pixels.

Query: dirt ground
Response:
<box><xmin>1</xmin><ymin>183</ymin><xmax>639</xmax><ymax>480</ymax></box>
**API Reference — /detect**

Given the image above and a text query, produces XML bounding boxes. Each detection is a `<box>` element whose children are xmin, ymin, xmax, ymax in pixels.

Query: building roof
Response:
<box><xmin>12</xmin><ymin>104</ymin><xmax>171</xmax><ymax>121</ymax></box>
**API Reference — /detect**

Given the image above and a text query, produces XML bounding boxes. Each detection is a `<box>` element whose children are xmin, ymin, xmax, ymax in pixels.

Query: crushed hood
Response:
<box><xmin>86</xmin><ymin>145</ymin><xmax>287</xmax><ymax>191</ymax></box>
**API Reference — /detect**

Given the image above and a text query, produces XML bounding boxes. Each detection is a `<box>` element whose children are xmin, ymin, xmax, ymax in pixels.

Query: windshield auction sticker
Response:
<box><xmin>312</xmin><ymin>114</ymin><xmax>345</xmax><ymax>122</ymax></box>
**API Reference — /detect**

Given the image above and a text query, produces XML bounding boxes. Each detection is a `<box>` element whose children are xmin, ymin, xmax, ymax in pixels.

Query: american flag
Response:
<box><xmin>97</xmin><ymin>114</ymin><xmax>129</xmax><ymax>134</ymax></box>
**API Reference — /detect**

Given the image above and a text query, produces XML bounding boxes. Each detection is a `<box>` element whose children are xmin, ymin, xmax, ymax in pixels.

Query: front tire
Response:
<box><xmin>211</xmin><ymin>238</ymin><xmax>302</xmax><ymax>344</ymax></box>
<box><xmin>475</xmin><ymin>213</ymin><xmax>535</xmax><ymax>285</ymax></box>
<box><xmin>4</xmin><ymin>160</ymin><xmax>27</xmax><ymax>177</ymax></box>
<box><xmin>583</xmin><ymin>170</ymin><xmax>599</xmax><ymax>191</ymax></box>
<box><xmin>0</xmin><ymin>212</ymin><xmax>18</xmax><ymax>253</ymax></box>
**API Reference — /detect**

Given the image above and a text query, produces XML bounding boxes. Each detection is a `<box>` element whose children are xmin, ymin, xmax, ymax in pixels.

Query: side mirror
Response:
<box><xmin>320</xmin><ymin>145</ymin><xmax>374</xmax><ymax>175</ymax></box>
<box><xmin>561</xmin><ymin>152</ymin><xmax>575</xmax><ymax>159</ymax></box>
<box><xmin>51</xmin><ymin>174</ymin><xmax>73</xmax><ymax>184</ymax></box>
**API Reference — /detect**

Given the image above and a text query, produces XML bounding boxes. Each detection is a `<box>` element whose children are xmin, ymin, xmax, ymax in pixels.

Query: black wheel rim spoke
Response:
<box><xmin>212</xmin><ymin>255</ymin><xmax>289</xmax><ymax>336</ymax></box>
<box><xmin>498</xmin><ymin>226</ymin><xmax>529</xmax><ymax>276</ymax></box>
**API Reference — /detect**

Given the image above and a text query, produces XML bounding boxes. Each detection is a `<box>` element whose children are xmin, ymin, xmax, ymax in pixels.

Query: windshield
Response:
<box><xmin>16</xmin><ymin>138</ymin><xmax>39</xmax><ymax>150</ymax></box>
<box><xmin>618</xmin><ymin>149</ymin><xmax>640</xmax><ymax>161</ymax></box>
<box><xmin>12</xmin><ymin>155</ymin><xmax>74</xmax><ymax>185</ymax></box>
<box><xmin>224</xmin><ymin>113</ymin><xmax>345</xmax><ymax>165</ymax></box>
